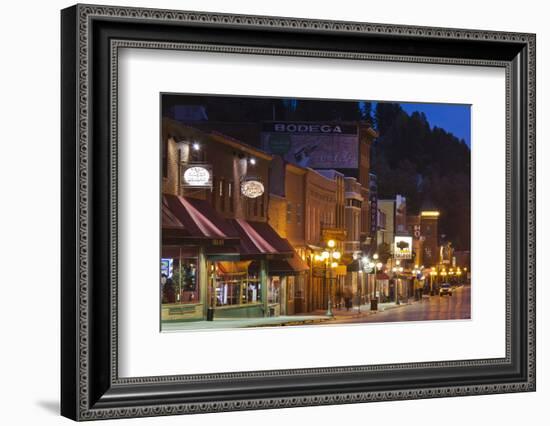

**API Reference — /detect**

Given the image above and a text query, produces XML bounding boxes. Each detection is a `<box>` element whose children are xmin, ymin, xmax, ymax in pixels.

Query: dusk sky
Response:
<box><xmin>397</xmin><ymin>102</ymin><xmax>471</xmax><ymax>148</ymax></box>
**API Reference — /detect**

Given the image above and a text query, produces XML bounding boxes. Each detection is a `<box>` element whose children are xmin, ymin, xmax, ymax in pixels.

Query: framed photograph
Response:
<box><xmin>61</xmin><ymin>4</ymin><xmax>536</xmax><ymax>421</ymax></box>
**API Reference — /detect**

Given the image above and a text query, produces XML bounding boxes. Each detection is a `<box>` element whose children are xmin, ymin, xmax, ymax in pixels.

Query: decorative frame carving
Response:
<box><xmin>61</xmin><ymin>4</ymin><xmax>535</xmax><ymax>420</ymax></box>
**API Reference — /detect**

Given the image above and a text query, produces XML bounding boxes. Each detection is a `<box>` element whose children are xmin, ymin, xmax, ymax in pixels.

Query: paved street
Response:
<box><xmin>162</xmin><ymin>285</ymin><xmax>470</xmax><ymax>331</ymax></box>
<box><xmin>330</xmin><ymin>284</ymin><xmax>471</xmax><ymax>324</ymax></box>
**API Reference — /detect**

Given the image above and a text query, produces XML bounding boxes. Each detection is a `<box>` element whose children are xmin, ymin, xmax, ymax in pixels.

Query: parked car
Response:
<box><xmin>439</xmin><ymin>283</ymin><xmax>453</xmax><ymax>296</ymax></box>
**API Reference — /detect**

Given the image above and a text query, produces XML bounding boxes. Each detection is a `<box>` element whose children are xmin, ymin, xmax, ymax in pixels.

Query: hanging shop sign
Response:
<box><xmin>182</xmin><ymin>164</ymin><xmax>212</xmax><ymax>188</ymax></box>
<box><xmin>241</xmin><ymin>178</ymin><xmax>265</xmax><ymax>198</ymax></box>
<box><xmin>394</xmin><ymin>236</ymin><xmax>413</xmax><ymax>260</ymax></box>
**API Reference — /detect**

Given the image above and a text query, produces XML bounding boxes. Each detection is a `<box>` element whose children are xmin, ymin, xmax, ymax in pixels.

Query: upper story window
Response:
<box><xmin>296</xmin><ymin>203</ymin><xmax>302</xmax><ymax>225</ymax></box>
<box><xmin>228</xmin><ymin>182</ymin><xmax>233</xmax><ymax>212</ymax></box>
<box><xmin>286</xmin><ymin>202</ymin><xmax>293</xmax><ymax>224</ymax></box>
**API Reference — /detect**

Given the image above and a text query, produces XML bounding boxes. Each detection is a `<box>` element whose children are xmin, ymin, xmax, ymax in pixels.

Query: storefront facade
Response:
<box><xmin>161</xmin><ymin>120</ymin><xmax>308</xmax><ymax>322</ymax></box>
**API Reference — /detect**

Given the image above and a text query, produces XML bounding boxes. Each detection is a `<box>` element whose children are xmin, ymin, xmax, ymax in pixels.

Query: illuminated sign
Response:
<box><xmin>182</xmin><ymin>165</ymin><xmax>212</xmax><ymax>188</ymax></box>
<box><xmin>394</xmin><ymin>236</ymin><xmax>413</xmax><ymax>260</ymax></box>
<box><xmin>241</xmin><ymin>179</ymin><xmax>265</xmax><ymax>198</ymax></box>
<box><xmin>413</xmin><ymin>224</ymin><xmax>421</xmax><ymax>239</ymax></box>
<box><xmin>160</xmin><ymin>258</ymin><xmax>173</xmax><ymax>278</ymax></box>
<box><xmin>369</xmin><ymin>194</ymin><xmax>378</xmax><ymax>235</ymax></box>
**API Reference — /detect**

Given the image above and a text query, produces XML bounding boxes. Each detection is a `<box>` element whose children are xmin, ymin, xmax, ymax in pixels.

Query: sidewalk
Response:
<box><xmin>313</xmin><ymin>296</ymin><xmax>424</xmax><ymax>321</ymax></box>
<box><xmin>162</xmin><ymin>297</ymin><xmax>429</xmax><ymax>331</ymax></box>
<box><xmin>161</xmin><ymin>314</ymin><xmax>331</xmax><ymax>332</ymax></box>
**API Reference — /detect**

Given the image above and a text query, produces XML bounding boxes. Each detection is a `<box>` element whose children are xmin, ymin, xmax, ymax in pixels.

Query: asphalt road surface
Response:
<box><xmin>333</xmin><ymin>284</ymin><xmax>471</xmax><ymax>324</ymax></box>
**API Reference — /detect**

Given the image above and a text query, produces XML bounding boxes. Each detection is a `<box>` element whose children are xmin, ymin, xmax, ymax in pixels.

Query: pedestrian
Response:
<box><xmin>344</xmin><ymin>287</ymin><xmax>352</xmax><ymax>311</ymax></box>
<box><xmin>160</xmin><ymin>273</ymin><xmax>167</xmax><ymax>301</ymax></box>
<box><xmin>163</xmin><ymin>277</ymin><xmax>176</xmax><ymax>304</ymax></box>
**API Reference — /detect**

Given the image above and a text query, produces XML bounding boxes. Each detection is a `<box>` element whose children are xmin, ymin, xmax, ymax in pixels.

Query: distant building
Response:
<box><xmin>377</xmin><ymin>199</ymin><xmax>396</xmax><ymax>250</ymax></box>
<box><xmin>407</xmin><ymin>214</ymin><xmax>423</xmax><ymax>266</ymax></box>
<box><xmin>419</xmin><ymin>199</ymin><xmax>441</xmax><ymax>268</ymax></box>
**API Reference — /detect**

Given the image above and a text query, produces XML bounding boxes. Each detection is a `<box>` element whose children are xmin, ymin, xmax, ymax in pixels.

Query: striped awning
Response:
<box><xmin>228</xmin><ymin>219</ymin><xmax>294</xmax><ymax>258</ymax></box>
<box><xmin>376</xmin><ymin>272</ymin><xmax>390</xmax><ymax>280</ymax></box>
<box><xmin>162</xmin><ymin>194</ymin><xmax>239</xmax><ymax>244</ymax></box>
<box><xmin>268</xmin><ymin>252</ymin><xmax>310</xmax><ymax>275</ymax></box>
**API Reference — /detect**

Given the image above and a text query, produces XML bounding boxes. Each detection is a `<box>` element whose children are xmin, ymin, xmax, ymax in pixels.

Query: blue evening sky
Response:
<box><xmin>368</xmin><ymin>101</ymin><xmax>471</xmax><ymax>148</ymax></box>
<box><xmin>398</xmin><ymin>102</ymin><xmax>471</xmax><ymax>148</ymax></box>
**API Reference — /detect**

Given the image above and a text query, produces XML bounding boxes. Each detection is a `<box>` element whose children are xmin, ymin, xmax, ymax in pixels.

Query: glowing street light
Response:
<box><xmin>318</xmin><ymin>240</ymin><xmax>341</xmax><ymax>317</ymax></box>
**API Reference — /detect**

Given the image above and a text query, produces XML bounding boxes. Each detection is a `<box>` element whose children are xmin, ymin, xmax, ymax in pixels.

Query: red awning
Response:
<box><xmin>268</xmin><ymin>252</ymin><xmax>310</xmax><ymax>275</ymax></box>
<box><xmin>376</xmin><ymin>273</ymin><xmax>390</xmax><ymax>280</ymax></box>
<box><xmin>162</xmin><ymin>194</ymin><xmax>239</xmax><ymax>244</ymax></box>
<box><xmin>228</xmin><ymin>219</ymin><xmax>294</xmax><ymax>258</ymax></box>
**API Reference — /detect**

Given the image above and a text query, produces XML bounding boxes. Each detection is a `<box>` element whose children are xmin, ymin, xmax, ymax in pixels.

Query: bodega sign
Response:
<box><xmin>263</xmin><ymin>122</ymin><xmax>357</xmax><ymax>135</ymax></box>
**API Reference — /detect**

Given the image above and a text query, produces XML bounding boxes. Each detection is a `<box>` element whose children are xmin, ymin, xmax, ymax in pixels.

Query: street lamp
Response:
<box><xmin>392</xmin><ymin>266</ymin><xmax>400</xmax><ymax>305</ymax></box>
<box><xmin>358</xmin><ymin>256</ymin><xmax>372</xmax><ymax>314</ymax></box>
<box><xmin>367</xmin><ymin>255</ymin><xmax>381</xmax><ymax>311</ymax></box>
<box><xmin>316</xmin><ymin>239</ymin><xmax>340</xmax><ymax>317</ymax></box>
<box><xmin>375</xmin><ymin>262</ymin><xmax>383</xmax><ymax>302</ymax></box>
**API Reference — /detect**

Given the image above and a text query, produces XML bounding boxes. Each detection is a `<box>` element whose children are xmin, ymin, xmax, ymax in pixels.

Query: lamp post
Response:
<box><xmin>440</xmin><ymin>268</ymin><xmax>447</xmax><ymax>295</ymax></box>
<box><xmin>375</xmin><ymin>261</ymin><xmax>383</xmax><ymax>305</ymax></box>
<box><xmin>393</xmin><ymin>260</ymin><xmax>401</xmax><ymax>305</ymax></box>
<box><xmin>319</xmin><ymin>239</ymin><xmax>341</xmax><ymax>317</ymax></box>
<box><xmin>368</xmin><ymin>253</ymin><xmax>380</xmax><ymax>311</ymax></box>
<box><xmin>361</xmin><ymin>256</ymin><xmax>373</xmax><ymax>312</ymax></box>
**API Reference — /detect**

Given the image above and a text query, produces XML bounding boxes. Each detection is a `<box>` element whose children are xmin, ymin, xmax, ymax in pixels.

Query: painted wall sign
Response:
<box><xmin>261</xmin><ymin>121</ymin><xmax>359</xmax><ymax>169</ymax></box>
<box><xmin>263</xmin><ymin>122</ymin><xmax>357</xmax><ymax>135</ymax></box>
<box><xmin>182</xmin><ymin>165</ymin><xmax>212</xmax><ymax>187</ymax></box>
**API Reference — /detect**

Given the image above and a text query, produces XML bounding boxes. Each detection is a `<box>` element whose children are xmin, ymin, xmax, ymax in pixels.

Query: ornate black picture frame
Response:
<box><xmin>61</xmin><ymin>4</ymin><xmax>536</xmax><ymax>421</ymax></box>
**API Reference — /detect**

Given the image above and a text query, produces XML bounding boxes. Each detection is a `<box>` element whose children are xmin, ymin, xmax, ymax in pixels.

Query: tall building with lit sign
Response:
<box><xmin>419</xmin><ymin>199</ymin><xmax>440</xmax><ymax>267</ymax></box>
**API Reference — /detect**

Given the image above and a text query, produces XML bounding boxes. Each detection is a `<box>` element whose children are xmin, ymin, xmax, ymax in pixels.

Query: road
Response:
<box><xmin>331</xmin><ymin>284</ymin><xmax>471</xmax><ymax>324</ymax></box>
<box><xmin>162</xmin><ymin>285</ymin><xmax>471</xmax><ymax>331</ymax></box>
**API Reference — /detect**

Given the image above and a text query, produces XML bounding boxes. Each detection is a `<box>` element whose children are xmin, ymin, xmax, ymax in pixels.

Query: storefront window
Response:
<box><xmin>163</xmin><ymin>257</ymin><xmax>199</xmax><ymax>304</ymax></box>
<box><xmin>213</xmin><ymin>261</ymin><xmax>261</xmax><ymax>306</ymax></box>
<box><xmin>245</xmin><ymin>274</ymin><xmax>261</xmax><ymax>304</ymax></box>
<box><xmin>215</xmin><ymin>275</ymin><xmax>243</xmax><ymax>306</ymax></box>
<box><xmin>268</xmin><ymin>276</ymin><xmax>281</xmax><ymax>304</ymax></box>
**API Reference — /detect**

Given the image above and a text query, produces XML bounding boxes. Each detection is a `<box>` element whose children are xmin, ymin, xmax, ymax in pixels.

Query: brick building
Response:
<box><xmin>161</xmin><ymin>118</ymin><xmax>308</xmax><ymax>323</ymax></box>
